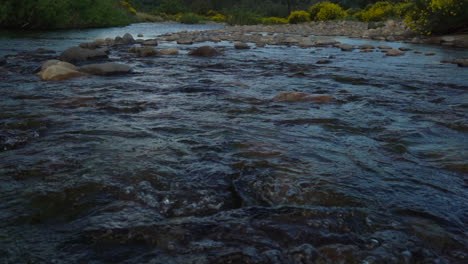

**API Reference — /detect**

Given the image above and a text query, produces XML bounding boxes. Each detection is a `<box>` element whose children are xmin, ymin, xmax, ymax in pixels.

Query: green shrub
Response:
<box><xmin>156</xmin><ymin>0</ymin><xmax>187</xmax><ymax>15</ymax></box>
<box><xmin>261</xmin><ymin>17</ymin><xmax>288</xmax><ymax>25</ymax></box>
<box><xmin>405</xmin><ymin>0</ymin><xmax>468</xmax><ymax>34</ymax></box>
<box><xmin>287</xmin><ymin>10</ymin><xmax>310</xmax><ymax>24</ymax></box>
<box><xmin>309</xmin><ymin>2</ymin><xmax>347</xmax><ymax>21</ymax></box>
<box><xmin>354</xmin><ymin>1</ymin><xmax>396</xmax><ymax>22</ymax></box>
<box><xmin>225</xmin><ymin>8</ymin><xmax>261</xmax><ymax>25</ymax></box>
<box><xmin>316</xmin><ymin>3</ymin><xmax>347</xmax><ymax>21</ymax></box>
<box><xmin>178</xmin><ymin>13</ymin><xmax>204</xmax><ymax>24</ymax></box>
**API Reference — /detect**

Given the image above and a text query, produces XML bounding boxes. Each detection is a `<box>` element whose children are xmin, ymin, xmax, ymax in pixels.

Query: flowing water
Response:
<box><xmin>0</xmin><ymin>23</ymin><xmax>467</xmax><ymax>263</ymax></box>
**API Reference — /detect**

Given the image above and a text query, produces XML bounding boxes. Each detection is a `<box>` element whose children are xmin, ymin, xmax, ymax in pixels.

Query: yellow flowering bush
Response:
<box><xmin>261</xmin><ymin>17</ymin><xmax>288</xmax><ymax>25</ymax></box>
<box><xmin>354</xmin><ymin>1</ymin><xmax>396</xmax><ymax>22</ymax></box>
<box><xmin>287</xmin><ymin>10</ymin><xmax>310</xmax><ymax>24</ymax></box>
<box><xmin>309</xmin><ymin>2</ymin><xmax>347</xmax><ymax>21</ymax></box>
<box><xmin>405</xmin><ymin>0</ymin><xmax>468</xmax><ymax>34</ymax></box>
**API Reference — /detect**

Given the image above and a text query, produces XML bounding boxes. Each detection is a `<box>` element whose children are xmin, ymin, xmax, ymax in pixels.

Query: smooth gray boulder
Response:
<box><xmin>60</xmin><ymin>47</ymin><xmax>108</xmax><ymax>62</ymax></box>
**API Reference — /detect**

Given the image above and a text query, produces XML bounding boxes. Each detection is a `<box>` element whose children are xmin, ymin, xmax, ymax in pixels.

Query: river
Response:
<box><xmin>0</xmin><ymin>23</ymin><xmax>467</xmax><ymax>263</ymax></box>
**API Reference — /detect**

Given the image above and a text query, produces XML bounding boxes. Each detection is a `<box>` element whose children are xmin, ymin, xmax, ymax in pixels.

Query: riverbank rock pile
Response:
<box><xmin>158</xmin><ymin>21</ymin><xmax>468</xmax><ymax>49</ymax></box>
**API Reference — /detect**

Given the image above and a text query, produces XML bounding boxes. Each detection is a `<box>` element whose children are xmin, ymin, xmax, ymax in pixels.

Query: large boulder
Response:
<box><xmin>234</xmin><ymin>42</ymin><xmax>250</xmax><ymax>49</ymax></box>
<box><xmin>386</xmin><ymin>49</ymin><xmax>405</xmax><ymax>56</ymax></box>
<box><xmin>79</xmin><ymin>62</ymin><xmax>131</xmax><ymax>75</ymax></box>
<box><xmin>122</xmin><ymin>33</ymin><xmax>135</xmax><ymax>44</ymax></box>
<box><xmin>142</xmin><ymin>39</ymin><xmax>158</xmax><ymax>46</ymax></box>
<box><xmin>60</xmin><ymin>47</ymin><xmax>108</xmax><ymax>62</ymax></box>
<box><xmin>454</xmin><ymin>59</ymin><xmax>468</xmax><ymax>67</ymax></box>
<box><xmin>339</xmin><ymin>44</ymin><xmax>354</xmax><ymax>51</ymax></box>
<box><xmin>137</xmin><ymin>46</ymin><xmax>158</xmax><ymax>57</ymax></box>
<box><xmin>38</xmin><ymin>61</ymin><xmax>84</xmax><ymax>81</ymax></box>
<box><xmin>40</xmin><ymin>60</ymin><xmax>77</xmax><ymax>71</ymax></box>
<box><xmin>159</xmin><ymin>48</ymin><xmax>179</xmax><ymax>55</ymax></box>
<box><xmin>272</xmin><ymin>92</ymin><xmax>334</xmax><ymax>103</ymax></box>
<box><xmin>188</xmin><ymin>46</ymin><xmax>220</xmax><ymax>57</ymax></box>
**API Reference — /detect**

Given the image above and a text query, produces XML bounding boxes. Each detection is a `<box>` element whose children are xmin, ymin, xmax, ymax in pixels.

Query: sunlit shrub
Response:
<box><xmin>261</xmin><ymin>17</ymin><xmax>288</xmax><ymax>25</ymax></box>
<box><xmin>288</xmin><ymin>11</ymin><xmax>310</xmax><ymax>24</ymax></box>
<box><xmin>316</xmin><ymin>3</ymin><xmax>347</xmax><ymax>21</ymax></box>
<box><xmin>354</xmin><ymin>1</ymin><xmax>396</xmax><ymax>22</ymax></box>
<box><xmin>210</xmin><ymin>13</ymin><xmax>226</xmax><ymax>22</ymax></box>
<box><xmin>309</xmin><ymin>2</ymin><xmax>347</xmax><ymax>21</ymax></box>
<box><xmin>405</xmin><ymin>0</ymin><xmax>468</xmax><ymax>34</ymax></box>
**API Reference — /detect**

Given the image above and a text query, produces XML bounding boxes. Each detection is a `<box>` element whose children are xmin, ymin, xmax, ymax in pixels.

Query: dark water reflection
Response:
<box><xmin>0</xmin><ymin>23</ymin><xmax>467</xmax><ymax>263</ymax></box>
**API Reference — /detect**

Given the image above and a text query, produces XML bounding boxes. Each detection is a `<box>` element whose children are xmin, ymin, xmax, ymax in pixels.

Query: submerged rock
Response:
<box><xmin>79</xmin><ymin>62</ymin><xmax>131</xmax><ymax>76</ymax></box>
<box><xmin>188</xmin><ymin>46</ymin><xmax>220</xmax><ymax>57</ymax></box>
<box><xmin>234</xmin><ymin>42</ymin><xmax>250</xmax><ymax>49</ymax></box>
<box><xmin>316</xmin><ymin>60</ymin><xmax>332</xmax><ymax>64</ymax></box>
<box><xmin>159</xmin><ymin>48</ymin><xmax>179</xmax><ymax>55</ymax></box>
<box><xmin>386</xmin><ymin>49</ymin><xmax>405</xmax><ymax>56</ymax></box>
<box><xmin>60</xmin><ymin>47</ymin><xmax>108</xmax><ymax>62</ymax></box>
<box><xmin>359</xmin><ymin>44</ymin><xmax>374</xmax><ymax>49</ymax></box>
<box><xmin>272</xmin><ymin>92</ymin><xmax>334</xmax><ymax>103</ymax></box>
<box><xmin>177</xmin><ymin>39</ymin><xmax>194</xmax><ymax>45</ymax></box>
<box><xmin>137</xmin><ymin>46</ymin><xmax>158</xmax><ymax>57</ymax></box>
<box><xmin>339</xmin><ymin>44</ymin><xmax>354</xmax><ymax>51</ymax></box>
<box><xmin>454</xmin><ymin>59</ymin><xmax>468</xmax><ymax>67</ymax></box>
<box><xmin>142</xmin><ymin>39</ymin><xmax>158</xmax><ymax>46</ymax></box>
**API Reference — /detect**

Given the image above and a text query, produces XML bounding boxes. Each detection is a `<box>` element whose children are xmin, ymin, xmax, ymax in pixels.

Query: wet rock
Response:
<box><xmin>386</xmin><ymin>49</ymin><xmax>405</xmax><ymax>56</ymax></box>
<box><xmin>79</xmin><ymin>62</ymin><xmax>131</xmax><ymax>76</ymax></box>
<box><xmin>359</xmin><ymin>44</ymin><xmax>374</xmax><ymax>49</ymax></box>
<box><xmin>40</xmin><ymin>60</ymin><xmax>77</xmax><ymax>71</ymax></box>
<box><xmin>234</xmin><ymin>42</ymin><xmax>250</xmax><ymax>49</ymax></box>
<box><xmin>159</xmin><ymin>48</ymin><xmax>179</xmax><ymax>55</ymax></box>
<box><xmin>128</xmin><ymin>45</ymin><xmax>140</xmax><ymax>53</ymax></box>
<box><xmin>188</xmin><ymin>46</ymin><xmax>220</xmax><ymax>57</ymax></box>
<box><xmin>38</xmin><ymin>62</ymin><xmax>84</xmax><ymax>81</ymax></box>
<box><xmin>378</xmin><ymin>45</ymin><xmax>392</xmax><ymax>50</ymax></box>
<box><xmin>256</xmin><ymin>43</ymin><xmax>266</xmax><ymax>48</ymax></box>
<box><xmin>79</xmin><ymin>42</ymin><xmax>101</xmax><ymax>49</ymax></box>
<box><xmin>339</xmin><ymin>44</ymin><xmax>354</xmax><ymax>51</ymax></box>
<box><xmin>177</xmin><ymin>39</ymin><xmax>194</xmax><ymax>45</ymax></box>
<box><xmin>454</xmin><ymin>59</ymin><xmax>468</xmax><ymax>67</ymax></box>
<box><xmin>414</xmin><ymin>51</ymin><xmax>422</xmax><ymax>54</ymax></box>
<box><xmin>272</xmin><ymin>92</ymin><xmax>334</xmax><ymax>103</ymax></box>
<box><xmin>122</xmin><ymin>33</ymin><xmax>135</xmax><ymax>44</ymax></box>
<box><xmin>314</xmin><ymin>39</ymin><xmax>339</xmax><ymax>47</ymax></box>
<box><xmin>316</xmin><ymin>60</ymin><xmax>331</xmax><ymax>64</ymax></box>
<box><xmin>137</xmin><ymin>46</ymin><xmax>158</xmax><ymax>57</ymax></box>
<box><xmin>137</xmin><ymin>33</ymin><xmax>144</xmax><ymax>37</ymax></box>
<box><xmin>142</xmin><ymin>39</ymin><xmax>158</xmax><ymax>46</ymax></box>
<box><xmin>425</xmin><ymin>52</ymin><xmax>436</xmax><ymax>56</ymax></box>
<box><xmin>399</xmin><ymin>47</ymin><xmax>412</xmax><ymax>51</ymax></box>
<box><xmin>32</xmin><ymin>48</ymin><xmax>55</xmax><ymax>54</ymax></box>
<box><xmin>60</xmin><ymin>47</ymin><xmax>108</xmax><ymax>62</ymax></box>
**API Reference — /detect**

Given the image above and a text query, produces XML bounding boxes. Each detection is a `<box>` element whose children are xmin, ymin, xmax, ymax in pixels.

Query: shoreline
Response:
<box><xmin>156</xmin><ymin>20</ymin><xmax>468</xmax><ymax>49</ymax></box>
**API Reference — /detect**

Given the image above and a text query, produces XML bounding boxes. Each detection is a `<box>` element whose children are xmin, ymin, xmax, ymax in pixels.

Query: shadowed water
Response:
<box><xmin>0</xmin><ymin>23</ymin><xmax>467</xmax><ymax>263</ymax></box>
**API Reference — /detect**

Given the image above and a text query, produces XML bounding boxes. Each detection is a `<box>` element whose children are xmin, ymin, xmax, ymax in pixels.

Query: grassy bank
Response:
<box><xmin>0</xmin><ymin>0</ymin><xmax>137</xmax><ymax>29</ymax></box>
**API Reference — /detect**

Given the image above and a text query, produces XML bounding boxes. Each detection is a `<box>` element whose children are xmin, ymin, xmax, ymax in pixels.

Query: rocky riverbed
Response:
<box><xmin>0</xmin><ymin>23</ymin><xmax>467</xmax><ymax>263</ymax></box>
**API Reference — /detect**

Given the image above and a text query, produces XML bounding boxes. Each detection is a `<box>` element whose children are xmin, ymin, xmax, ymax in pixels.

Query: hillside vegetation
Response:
<box><xmin>0</xmin><ymin>0</ymin><xmax>466</xmax><ymax>34</ymax></box>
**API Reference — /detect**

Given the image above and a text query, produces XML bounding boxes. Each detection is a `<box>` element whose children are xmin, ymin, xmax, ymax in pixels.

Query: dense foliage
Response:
<box><xmin>0</xmin><ymin>0</ymin><xmax>134</xmax><ymax>29</ymax></box>
<box><xmin>309</xmin><ymin>2</ymin><xmax>347</xmax><ymax>21</ymax></box>
<box><xmin>0</xmin><ymin>0</ymin><xmax>466</xmax><ymax>34</ymax></box>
